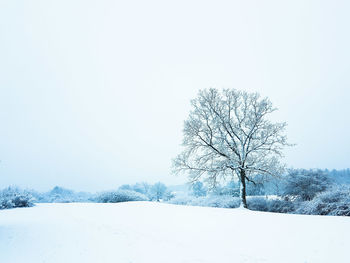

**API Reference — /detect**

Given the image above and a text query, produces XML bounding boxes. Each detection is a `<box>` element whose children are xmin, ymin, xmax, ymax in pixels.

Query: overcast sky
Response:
<box><xmin>0</xmin><ymin>0</ymin><xmax>349</xmax><ymax>191</ymax></box>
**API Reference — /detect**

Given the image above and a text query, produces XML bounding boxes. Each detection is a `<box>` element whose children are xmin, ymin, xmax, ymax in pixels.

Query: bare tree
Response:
<box><xmin>150</xmin><ymin>182</ymin><xmax>167</xmax><ymax>202</ymax></box>
<box><xmin>173</xmin><ymin>89</ymin><xmax>291</xmax><ymax>208</ymax></box>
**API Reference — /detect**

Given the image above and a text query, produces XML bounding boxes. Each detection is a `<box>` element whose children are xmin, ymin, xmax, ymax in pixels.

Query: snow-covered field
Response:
<box><xmin>0</xmin><ymin>202</ymin><xmax>349</xmax><ymax>263</ymax></box>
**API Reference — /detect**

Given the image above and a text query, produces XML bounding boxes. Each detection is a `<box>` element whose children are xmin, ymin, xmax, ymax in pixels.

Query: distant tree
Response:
<box><xmin>162</xmin><ymin>190</ymin><xmax>175</xmax><ymax>201</ymax></box>
<box><xmin>150</xmin><ymin>182</ymin><xmax>167</xmax><ymax>201</ymax></box>
<box><xmin>132</xmin><ymin>182</ymin><xmax>151</xmax><ymax>196</ymax></box>
<box><xmin>37</xmin><ymin>186</ymin><xmax>94</xmax><ymax>203</ymax></box>
<box><xmin>119</xmin><ymin>184</ymin><xmax>132</xmax><ymax>191</ymax></box>
<box><xmin>262</xmin><ymin>176</ymin><xmax>284</xmax><ymax>195</ymax></box>
<box><xmin>211</xmin><ymin>181</ymin><xmax>239</xmax><ymax>197</ymax></box>
<box><xmin>283</xmin><ymin>169</ymin><xmax>330</xmax><ymax>201</ymax></box>
<box><xmin>224</xmin><ymin>181</ymin><xmax>240</xmax><ymax>196</ymax></box>
<box><xmin>191</xmin><ymin>181</ymin><xmax>207</xmax><ymax>197</ymax></box>
<box><xmin>43</xmin><ymin>186</ymin><xmax>75</xmax><ymax>202</ymax></box>
<box><xmin>173</xmin><ymin>89</ymin><xmax>291</xmax><ymax>208</ymax></box>
<box><xmin>50</xmin><ymin>186</ymin><xmax>74</xmax><ymax>196</ymax></box>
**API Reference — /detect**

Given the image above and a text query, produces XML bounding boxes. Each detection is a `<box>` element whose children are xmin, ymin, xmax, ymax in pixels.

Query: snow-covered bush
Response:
<box><xmin>167</xmin><ymin>194</ymin><xmax>194</xmax><ymax>206</ymax></box>
<box><xmin>169</xmin><ymin>194</ymin><xmax>295</xmax><ymax>211</ymax></box>
<box><xmin>168</xmin><ymin>194</ymin><xmax>240</xmax><ymax>208</ymax></box>
<box><xmin>121</xmin><ymin>182</ymin><xmax>169</xmax><ymax>201</ymax></box>
<box><xmin>247</xmin><ymin>197</ymin><xmax>296</xmax><ymax>213</ymax></box>
<box><xmin>168</xmin><ymin>183</ymin><xmax>295</xmax><ymax>212</ymax></box>
<box><xmin>283</xmin><ymin>169</ymin><xmax>330</xmax><ymax>201</ymax></box>
<box><xmin>96</xmin><ymin>190</ymin><xmax>148</xmax><ymax>203</ymax></box>
<box><xmin>192</xmin><ymin>195</ymin><xmax>240</xmax><ymax>208</ymax></box>
<box><xmin>0</xmin><ymin>187</ymin><xmax>35</xmax><ymax>209</ymax></box>
<box><xmin>266</xmin><ymin>199</ymin><xmax>296</xmax><ymax>213</ymax></box>
<box><xmin>296</xmin><ymin>185</ymin><xmax>350</xmax><ymax>216</ymax></box>
<box><xmin>38</xmin><ymin>186</ymin><xmax>93</xmax><ymax>203</ymax></box>
<box><xmin>246</xmin><ymin>197</ymin><xmax>268</xmax><ymax>211</ymax></box>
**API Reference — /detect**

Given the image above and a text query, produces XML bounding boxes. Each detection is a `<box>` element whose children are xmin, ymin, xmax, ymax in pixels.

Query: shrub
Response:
<box><xmin>0</xmin><ymin>187</ymin><xmax>35</xmax><ymax>209</ymax></box>
<box><xmin>96</xmin><ymin>190</ymin><xmax>148</xmax><ymax>203</ymax></box>
<box><xmin>192</xmin><ymin>195</ymin><xmax>240</xmax><ymax>208</ymax></box>
<box><xmin>296</xmin><ymin>185</ymin><xmax>350</xmax><ymax>216</ymax></box>
<box><xmin>167</xmin><ymin>194</ymin><xmax>195</xmax><ymax>206</ymax></box>
<box><xmin>247</xmin><ymin>196</ymin><xmax>296</xmax><ymax>213</ymax></box>
<box><xmin>168</xmin><ymin>194</ymin><xmax>296</xmax><ymax>212</ymax></box>
<box><xmin>168</xmin><ymin>194</ymin><xmax>240</xmax><ymax>208</ymax></box>
<box><xmin>267</xmin><ymin>199</ymin><xmax>296</xmax><ymax>213</ymax></box>
<box><xmin>247</xmin><ymin>197</ymin><xmax>268</xmax><ymax>211</ymax></box>
<box><xmin>283</xmin><ymin>169</ymin><xmax>330</xmax><ymax>201</ymax></box>
<box><xmin>37</xmin><ymin>186</ymin><xmax>93</xmax><ymax>203</ymax></box>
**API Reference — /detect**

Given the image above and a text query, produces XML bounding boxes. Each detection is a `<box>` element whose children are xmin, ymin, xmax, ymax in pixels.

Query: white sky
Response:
<box><xmin>0</xmin><ymin>0</ymin><xmax>349</xmax><ymax>191</ymax></box>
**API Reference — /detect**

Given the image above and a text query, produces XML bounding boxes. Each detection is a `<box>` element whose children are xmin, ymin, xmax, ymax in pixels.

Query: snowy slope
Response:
<box><xmin>0</xmin><ymin>202</ymin><xmax>349</xmax><ymax>263</ymax></box>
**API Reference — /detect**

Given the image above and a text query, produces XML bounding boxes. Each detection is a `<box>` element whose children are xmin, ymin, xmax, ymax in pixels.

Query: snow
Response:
<box><xmin>1</xmin><ymin>202</ymin><xmax>349</xmax><ymax>263</ymax></box>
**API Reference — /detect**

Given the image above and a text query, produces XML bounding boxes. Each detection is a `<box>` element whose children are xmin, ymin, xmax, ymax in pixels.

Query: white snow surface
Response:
<box><xmin>0</xmin><ymin>202</ymin><xmax>349</xmax><ymax>263</ymax></box>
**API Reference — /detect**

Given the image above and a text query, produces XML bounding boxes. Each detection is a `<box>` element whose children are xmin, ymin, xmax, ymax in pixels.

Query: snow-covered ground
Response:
<box><xmin>0</xmin><ymin>202</ymin><xmax>349</xmax><ymax>263</ymax></box>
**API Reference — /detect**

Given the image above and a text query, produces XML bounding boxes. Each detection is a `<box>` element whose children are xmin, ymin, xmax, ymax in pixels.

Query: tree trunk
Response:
<box><xmin>239</xmin><ymin>170</ymin><xmax>248</xmax><ymax>208</ymax></box>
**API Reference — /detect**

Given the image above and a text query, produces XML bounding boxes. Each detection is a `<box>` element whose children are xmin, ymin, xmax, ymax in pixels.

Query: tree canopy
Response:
<box><xmin>173</xmin><ymin>88</ymin><xmax>291</xmax><ymax>207</ymax></box>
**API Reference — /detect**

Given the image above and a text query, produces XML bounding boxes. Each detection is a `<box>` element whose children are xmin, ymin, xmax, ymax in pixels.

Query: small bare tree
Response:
<box><xmin>173</xmin><ymin>88</ymin><xmax>291</xmax><ymax>208</ymax></box>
